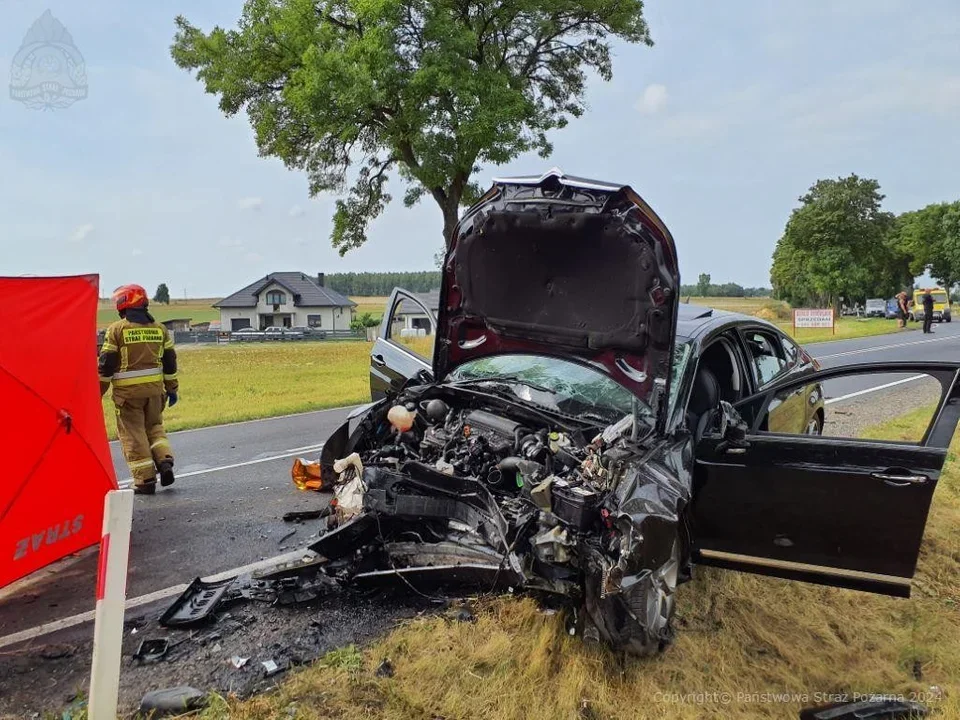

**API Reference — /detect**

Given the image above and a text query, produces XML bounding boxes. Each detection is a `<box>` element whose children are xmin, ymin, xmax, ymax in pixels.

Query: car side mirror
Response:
<box><xmin>715</xmin><ymin>400</ymin><xmax>750</xmax><ymax>454</ymax></box>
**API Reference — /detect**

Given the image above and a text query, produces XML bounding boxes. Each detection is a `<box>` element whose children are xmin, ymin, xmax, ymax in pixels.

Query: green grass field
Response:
<box><xmin>191</xmin><ymin>411</ymin><xmax>960</xmax><ymax>720</ymax></box>
<box><xmin>96</xmin><ymin>298</ymin><xmax>221</xmax><ymax>329</ymax></box>
<box><xmin>350</xmin><ymin>296</ymin><xmax>390</xmax><ymax>320</ymax></box>
<box><xmin>101</xmin><ymin>341</ymin><xmax>377</xmax><ymax>439</ymax></box>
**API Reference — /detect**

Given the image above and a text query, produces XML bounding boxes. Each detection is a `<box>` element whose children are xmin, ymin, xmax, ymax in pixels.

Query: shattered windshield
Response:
<box><xmin>448</xmin><ymin>354</ymin><xmax>644</xmax><ymax>424</ymax></box>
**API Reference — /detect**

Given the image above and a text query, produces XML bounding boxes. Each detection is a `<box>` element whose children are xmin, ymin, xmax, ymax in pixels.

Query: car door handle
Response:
<box><xmin>372</xmin><ymin>353</ymin><xmax>386</xmax><ymax>366</ymax></box>
<box><xmin>871</xmin><ymin>471</ymin><xmax>928</xmax><ymax>487</ymax></box>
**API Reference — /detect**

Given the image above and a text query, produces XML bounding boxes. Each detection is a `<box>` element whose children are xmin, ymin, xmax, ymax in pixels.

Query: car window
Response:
<box><xmin>759</xmin><ymin>371</ymin><xmax>945</xmax><ymax>443</ymax></box>
<box><xmin>386</xmin><ymin>295</ymin><xmax>435</xmax><ymax>362</ymax></box>
<box><xmin>743</xmin><ymin>330</ymin><xmax>788</xmax><ymax>387</ymax></box>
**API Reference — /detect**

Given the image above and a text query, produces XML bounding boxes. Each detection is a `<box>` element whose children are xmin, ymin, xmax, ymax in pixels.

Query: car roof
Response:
<box><xmin>675</xmin><ymin>303</ymin><xmax>780</xmax><ymax>341</ymax></box>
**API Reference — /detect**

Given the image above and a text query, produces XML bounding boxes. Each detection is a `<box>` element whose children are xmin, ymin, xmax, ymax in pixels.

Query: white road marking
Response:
<box><xmin>115</xmin><ymin>443</ymin><xmax>325</xmax><ymax>488</ymax></box>
<box><xmin>0</xmin><ymin>549</ymin><xmax>315</xmax><ymax>650</ymax></box>
<box><xmin>815</xmin><ymin>332</ymin><xmax>960</xmax><ymax>360</ymax></box>
<box><xmin>824</xmin><ymin>375</ymin><xmax>927</xmax><ymax>405</ymax></box>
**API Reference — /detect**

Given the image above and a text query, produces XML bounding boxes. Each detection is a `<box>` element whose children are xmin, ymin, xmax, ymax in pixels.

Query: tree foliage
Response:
<box><xmin>695</xmin><ymin>273</ymin><xmax>710</xmax><ymax>296</ymax></box>
<box><xmin>350</xmin><ymin>311</ymin><xmax>382</xmax><ymax>330</ymax></box>
<box><xmin>770</xmin><ymin>175</ymin><xmax>903</xmax><ymax>308</ymax></box>
<box><xmin>895</xmin><ymin>202</ymin><xmax>960</xmax><ymax>294</ymax></box>
<box><xmin>153</xmin><ymin>283</ymin><xmax>171</xmax><ymax>304</ymax></box>
<box><xmin>171</xmin><ymin>0</ymin><xmax>653</xmax><ymax>253</ymax></box>
<box><xmin>326</xmin><ymin>270</ymin><xmax>440</xmax><ymax>295</ymax></box>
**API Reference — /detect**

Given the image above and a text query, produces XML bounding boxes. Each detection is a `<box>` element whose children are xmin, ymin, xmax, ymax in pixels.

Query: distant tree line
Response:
<box><xmin>326</xmin><ymin>272</ymin><xmax>441</xmax><ymax>296</ymax></box>
<box><xmin>680</xmin><ymin>274</ymin><xmax>770</xmax><ymax>298</ymax></box>
<box><xmin>771</xmin><ymin>174</ymin><xmax>960</xmax><ymax>308</ymax></box>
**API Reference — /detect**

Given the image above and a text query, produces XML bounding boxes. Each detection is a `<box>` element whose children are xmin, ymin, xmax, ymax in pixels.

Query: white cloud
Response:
<box><xmin>237</xmin><ymin>196</ymin><xmax>264</xmax><ymax>211</ymax></box>
<box><xmin>69</xmin><ymin>223</ymin><xmax>94</xmax><ymax>243</ymax></box>
<box><xmin>636</xmin><ymin>84</ymin><xmax>668</xmax><ymax>115</ymax></box>
<box><xmin>244</xmin><ymin>251</ymin><xmax>264</xmax><ymax>263</ymax></box>
<box><xmin>130</xmin><ymin>248</ymin><xmax>143</xmax><ymax>257</ymax></box>
<box><xmin>289</xmin><ymin>204</ymin><xmax>305</xmax><ymax>218</ymax></box>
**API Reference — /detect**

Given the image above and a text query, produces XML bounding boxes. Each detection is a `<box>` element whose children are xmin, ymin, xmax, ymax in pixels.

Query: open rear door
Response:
<box><xmin>369</xmin><ymin>288</ymin><xmax>436</xmax><ymax>400</ymax></box>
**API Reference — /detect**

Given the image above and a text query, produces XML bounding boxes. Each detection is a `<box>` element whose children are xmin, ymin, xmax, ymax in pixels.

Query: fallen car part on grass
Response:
<box><xmin>159</xmin><ymin>576</ymin><xmax>237</xmax><ymax>628</ymax></box>
<box><xmin>139</xmin><ymin>686</ymin><xmax>207</xmax><ymax>716</ymax></box>
<box><xmin>799</xmin><ymin>697</ymin><xmax>928</xmax><ymax>719</ymax></box>
<box><xmin>159</xmin><ymin>562</ymin><xmax>338</xmax><ymax>627</ymax></box>
<box><xmin>132</xmin><ymin>638</ymin><xmax>170</xmax><ymax>663</ymax></box>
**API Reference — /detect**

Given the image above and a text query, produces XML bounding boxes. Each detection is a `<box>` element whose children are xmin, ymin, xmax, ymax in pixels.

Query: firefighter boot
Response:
<box><xmin>135</xmin><ymin>482</ymin><xmax>157</xmax><ymax>495</ymax></box>
<box><xmin>159</xmin><ymin>460</ymin><xmax>175</xmax><ymax>487</ymax></box>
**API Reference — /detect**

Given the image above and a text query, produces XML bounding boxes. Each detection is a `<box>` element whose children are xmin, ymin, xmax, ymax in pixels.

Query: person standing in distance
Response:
<box><xmin>98</xmin><ymin>284</ymin><xmax>179</xmax><ymax>495</ymax></box>
<box><xmin>922</xmin><ymin>290</ymin><xmax>935</xmax><ymax>334</ymax></box>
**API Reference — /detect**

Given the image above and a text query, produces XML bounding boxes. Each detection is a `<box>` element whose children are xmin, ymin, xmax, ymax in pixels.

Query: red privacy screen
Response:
<box><xmin>0</xmin><ymin>275</ymin><xmax>118</xmax><ymax>589</ymax></box>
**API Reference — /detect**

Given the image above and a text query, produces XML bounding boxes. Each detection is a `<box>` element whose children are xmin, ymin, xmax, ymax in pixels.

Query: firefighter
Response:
<box><xmin>98</xmin><ymin>284</ymin><xmax>179</xmax><ymax>495</ymax></box>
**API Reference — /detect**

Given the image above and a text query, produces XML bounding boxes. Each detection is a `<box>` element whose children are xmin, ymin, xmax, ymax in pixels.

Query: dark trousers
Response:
<box><xmin>923</xmin><ymin>313</ymin><xmax>933</xmax><ymax>333</ymax></box>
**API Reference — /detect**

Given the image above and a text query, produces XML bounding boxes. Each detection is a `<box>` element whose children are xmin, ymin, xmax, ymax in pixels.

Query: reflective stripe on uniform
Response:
<box><xmin>128</xmin><ymin>459</ymin><xmax>155</xmax><ymax>469</ymax></box>
<box><xmin>164</xmin><ymin>338</ymin><xmax>175</xmax><ymax>349</ymax></box>
<box><xmin>101</xmin><ymin>342</ymin><xmax>118</xmax><ymax>352</ymax></box>
<box><xmin>150</xmin><ymin>439</ymin><xmax>170</xmax><ymax>450</ymax></box>
<box><xmin>99</xmin><ymin>376</ymin><xmax>112</xmax><ymax>384</ymax></box>
<box><xmin>114</xmin><ymin>368</ymin><xmax>162</xmax><ymax>380</ymax></box>
<box><xmin>163</xmin><ymin>373</ymin><xmax>178</xmax><ymax>381</ymax></box>
<box><xmin>112</xmin><ymin>367</ymin><xmax>163</xmax><ymax>387</ymax></box>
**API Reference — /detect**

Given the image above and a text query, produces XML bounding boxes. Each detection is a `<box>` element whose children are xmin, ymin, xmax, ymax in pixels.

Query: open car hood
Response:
<box><xmin>435</xmin><ymin>168</ymin><xmax>680</xmax><ymax>421</ymax></box>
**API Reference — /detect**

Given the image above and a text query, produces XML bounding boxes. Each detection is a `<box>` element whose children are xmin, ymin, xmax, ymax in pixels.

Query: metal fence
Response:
<box><xmin>96</xmin><ymin>328</ymin><xmax>366</xmax><ymax>353</ymax></box>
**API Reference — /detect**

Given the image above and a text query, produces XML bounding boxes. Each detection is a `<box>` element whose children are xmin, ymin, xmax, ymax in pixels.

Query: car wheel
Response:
<box><xmin>805</xmin><ymin>412</ymin><xmax>823</xmax><ymax>436</ymax></box>
<box><xmin>586</xmin><ymin>536</ymin><xmax>681</xmax><ymax>656</ymax></box>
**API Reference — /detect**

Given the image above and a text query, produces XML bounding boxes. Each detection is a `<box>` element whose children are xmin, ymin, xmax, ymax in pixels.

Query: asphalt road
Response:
<box><xmin>2</xmin><ymin>322</ymin><xmax>960</xmax><ymax>643</ymax></box>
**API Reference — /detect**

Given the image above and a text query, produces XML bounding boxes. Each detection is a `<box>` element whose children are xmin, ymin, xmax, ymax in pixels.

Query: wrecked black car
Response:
<box><xmin>316</xmin><ymin>168</ymin><xmax>960</xmax><ymax>655</ymax></box>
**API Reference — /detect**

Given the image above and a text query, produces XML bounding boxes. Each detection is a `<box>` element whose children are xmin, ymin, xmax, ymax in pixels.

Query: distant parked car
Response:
<box><xmin>263</xmin><ymin>326</ymin><xmax>304</xmax><ymax>340</ymax></box>
<box><xmin>232</xmin><ymin>327</ymin><xmax>263</xmax><ymax>341</ymax></box>
<box><xmin>290</xmin><ymin>325</ymin><xmax>327</xmax><ymax>339</ymax></box>
<box><xmin>864</xmin><ymin>298</ymin><xmax>886</xmax><ymax>318</ymax></box>
<box><xmin>884</xmin><ymin>298</ymin><xmax>900</xmax><ymax>320</ymax></box>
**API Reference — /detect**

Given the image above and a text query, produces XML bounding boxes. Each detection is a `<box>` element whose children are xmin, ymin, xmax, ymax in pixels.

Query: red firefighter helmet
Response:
<box><xmin>112</xmin><ymin>284</ymin><xmax>149</xmax><ymax>312</ymax></box>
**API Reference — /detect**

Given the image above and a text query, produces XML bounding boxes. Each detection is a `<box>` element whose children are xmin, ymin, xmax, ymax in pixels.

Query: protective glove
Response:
<box><xmin>167</xmin><ymin>391</ymin><xmax>178</xmax><ymax>407</ymax></box>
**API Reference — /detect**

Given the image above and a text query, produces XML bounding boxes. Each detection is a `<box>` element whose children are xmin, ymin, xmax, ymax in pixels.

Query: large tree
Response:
<box><xmin>770</xmin><ymin>174</ymin><xmax>902</xmax><ymax>308</ymax></box>
<box><xmin>171</xmin><ymin>0</ymin><xmax>652</xmax><ymax>254</ymax></box>
<box><xmin>153</xmin><ymin>283</ymin><xmax>171</xmax><ymax>304</ymax></box>
<box><xmin>895</xmin><ymin>202</ymin><xmax>960</xmax><ymax>295</ymax></box>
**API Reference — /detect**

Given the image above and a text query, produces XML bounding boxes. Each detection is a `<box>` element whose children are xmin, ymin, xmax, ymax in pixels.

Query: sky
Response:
<box><xmin>2</xmin><ymin>0</ymin><xmax>959</xmax><ymax>297</ymax></box>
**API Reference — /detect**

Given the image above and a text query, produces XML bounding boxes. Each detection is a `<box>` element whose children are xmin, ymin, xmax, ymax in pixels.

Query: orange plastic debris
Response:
<box><xmin>291</xmin><ymin>457</ymin><xmax>326</xmax><ymax>491</ymax></box>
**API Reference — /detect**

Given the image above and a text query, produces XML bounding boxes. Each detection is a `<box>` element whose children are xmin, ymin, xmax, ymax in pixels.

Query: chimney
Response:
<box><xmin>316</xmin><ymin>272</ymin><xmax>325</xmax><ymax>287</ymax></box>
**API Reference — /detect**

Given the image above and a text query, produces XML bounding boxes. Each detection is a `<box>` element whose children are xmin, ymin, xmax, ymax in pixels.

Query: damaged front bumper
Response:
<box><xmin>299</xmin><ymin>388</ymin><xmax>695</xmax><ymax>656</ymax></box>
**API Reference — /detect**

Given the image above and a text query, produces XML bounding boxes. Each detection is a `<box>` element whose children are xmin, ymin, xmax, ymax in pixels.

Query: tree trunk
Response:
<box><xmin>441</xmin><ymin>198</ymin><xmax>460</xmax><ymax>246</ymax></box>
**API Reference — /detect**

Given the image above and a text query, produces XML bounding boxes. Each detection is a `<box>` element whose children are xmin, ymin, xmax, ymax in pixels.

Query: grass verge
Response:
<box><xmin>190</xmin><ymin>411</ymin><xmax>960</xmax><ymax>719</ymax></box>
<box><xmin>101</xmin><ymin>341</ymin><xmax>378</xmax><ymax>439</ymax></box>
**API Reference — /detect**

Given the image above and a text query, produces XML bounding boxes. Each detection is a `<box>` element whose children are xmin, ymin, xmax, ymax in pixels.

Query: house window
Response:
<box><xmin>265</xmin><ymin>291</ymin><xmax>286</xmax><ymax>305</ymax></box>
<box><xmin>307</xmin><ymin>314</ymin><xmax>322</xmax><ymax>327</ymax></box>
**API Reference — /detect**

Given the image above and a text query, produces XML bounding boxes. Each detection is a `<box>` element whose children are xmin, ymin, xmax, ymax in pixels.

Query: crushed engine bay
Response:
<box><xmin>312</xmin><ymin>383</ymin><xmax>693</xmax><ymax>656</ymax></box>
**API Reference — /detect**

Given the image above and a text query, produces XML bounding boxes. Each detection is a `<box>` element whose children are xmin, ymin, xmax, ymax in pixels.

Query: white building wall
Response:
<box><xmin>219</xmin><ymin>305</ymin><xmax>354</xmax><ymax>331</ymax></box>
<box><xmin>219</xmin><ymin>307</ymin><xmax>257</xmax><ymax>331</ymax></box>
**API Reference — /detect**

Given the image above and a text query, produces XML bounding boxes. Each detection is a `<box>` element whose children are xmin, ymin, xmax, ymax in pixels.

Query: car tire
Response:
<box><xmin>805</xmin><ymin>411</ymin><xmax>823</xmax><ymax>436</ymax></box>
<box><xmin>584</xmin><ymin>535</ymin><xmax>681</xmax><ymax>656</ymax></box>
